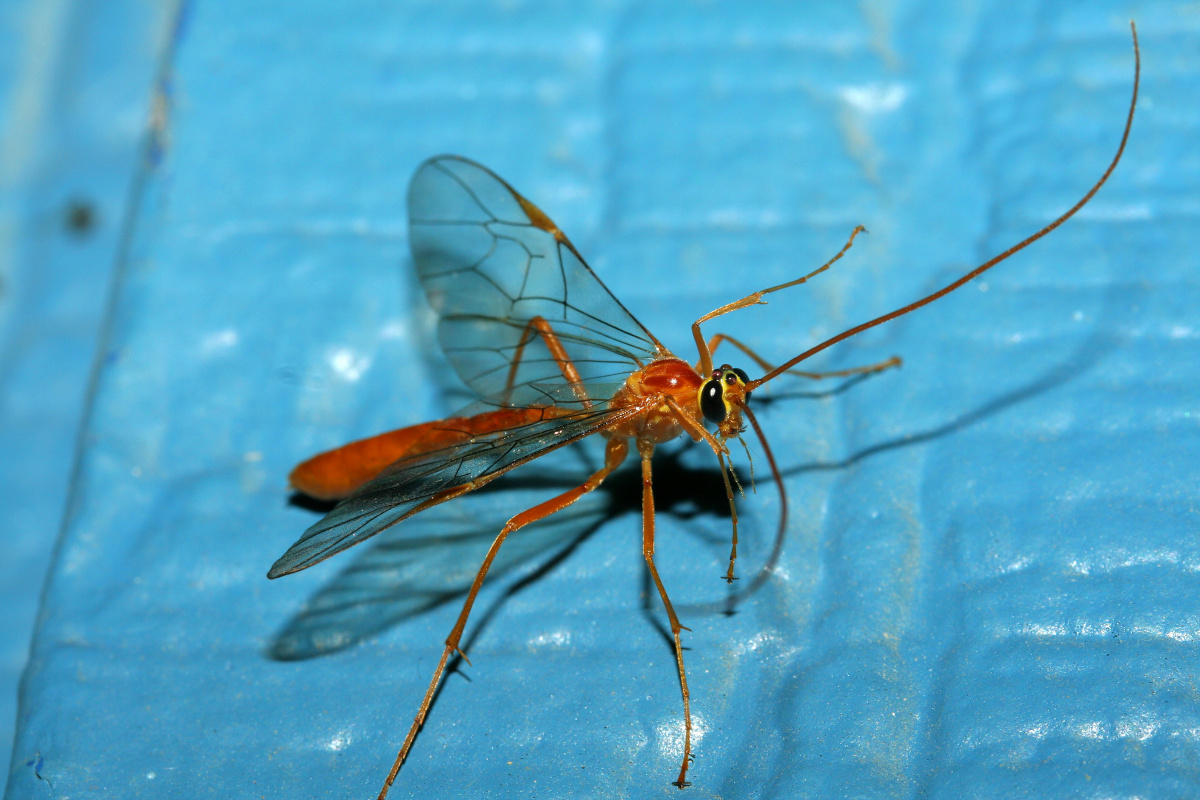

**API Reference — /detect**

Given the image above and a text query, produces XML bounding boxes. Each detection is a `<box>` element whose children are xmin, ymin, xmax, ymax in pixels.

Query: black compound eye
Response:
<box><xmin>700</xmin><ymin>380</ymin><xmax>726</xmax><ymax>424</ymax></box>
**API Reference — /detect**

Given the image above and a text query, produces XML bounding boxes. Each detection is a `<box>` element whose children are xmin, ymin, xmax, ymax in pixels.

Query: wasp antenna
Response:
<box><xmin>747</xmin><ymin>20</ymin><xmax>1139</xmax><ymax>392</ymax></box>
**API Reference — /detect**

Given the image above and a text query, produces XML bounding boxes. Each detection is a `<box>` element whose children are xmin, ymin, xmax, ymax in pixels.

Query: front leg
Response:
<box><xmin>689</xmin><ymin>225</ymin><xmax>867</xmax><ymax>375</ymax></box>
<box><xmin>664</xmin><ymin>396</ymin><xmax>741</xmax><ymax>582</ymax></box>
<box><xmin>701</xmin><ymin>332</ymin><xmax>902</xmax><ymax>382</ymax></box>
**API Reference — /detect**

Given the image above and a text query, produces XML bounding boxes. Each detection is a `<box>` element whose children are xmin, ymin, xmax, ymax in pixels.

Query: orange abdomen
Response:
<box><xmin>289</xmin><ymin>407</ymin><xmax>565</xmax><ymax>501</ymax></box>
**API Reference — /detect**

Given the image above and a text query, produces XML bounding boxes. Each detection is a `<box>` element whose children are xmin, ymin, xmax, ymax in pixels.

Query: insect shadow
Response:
<box><xmin>774</xmin><ymin>272</ymin><xmax>1138</xmax><ymax>485</ymax></box>
<box><xmin>270</xmin><ymin>443</ymin><xmax>725</xmax><ymax>662</ymax></box>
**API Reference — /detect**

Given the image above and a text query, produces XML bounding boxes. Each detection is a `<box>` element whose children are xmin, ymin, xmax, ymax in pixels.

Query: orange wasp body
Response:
<box><xmin>272</xmin><ymin>26</ymin><xmax>1138</xmax><ymax>800</ymax></box>
<box><xmin>290</xmin><ymin>406</ymin><xmax>579</xmax><ymax>502</ymax></box>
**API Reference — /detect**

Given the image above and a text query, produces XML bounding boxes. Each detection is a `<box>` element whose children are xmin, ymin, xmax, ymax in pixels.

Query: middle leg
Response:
<box><xmin>503</xmin><ymin>315</ymin><xmax>592</xmax><ymax>407</ymax></box>
<box><xmin>690</xmin><ymin>225</ymin><xmax>868</xmax><ymax>375</ymax></box>
<box><xmin>638</xmin><ymin>439</ymin><xmax>694</xmax><ymax>788</ymax></box>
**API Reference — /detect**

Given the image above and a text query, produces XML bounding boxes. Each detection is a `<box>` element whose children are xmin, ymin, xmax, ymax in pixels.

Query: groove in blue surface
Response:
<box><xmin>0</xmin><ymin>0</ymin><xmax>170</xmax><ymax>786</ymax></box>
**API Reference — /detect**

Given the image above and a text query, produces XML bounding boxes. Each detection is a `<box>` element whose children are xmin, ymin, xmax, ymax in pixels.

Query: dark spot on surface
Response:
<box><xmin>65</xmin><ymin>199</ymin><xmax>97</xmax><ymax>236</ymax></box>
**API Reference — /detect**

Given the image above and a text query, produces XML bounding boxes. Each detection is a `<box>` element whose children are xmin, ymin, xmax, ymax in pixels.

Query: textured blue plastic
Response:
<box><xmin>0</xmin><ymin>0</ymin><xmax>168</xmax><ymax>784</ymax></box>
<box><xmin>8</xmin><ymin>2</ymin><xmax>1198</xmax><ymax>799</ymax></box>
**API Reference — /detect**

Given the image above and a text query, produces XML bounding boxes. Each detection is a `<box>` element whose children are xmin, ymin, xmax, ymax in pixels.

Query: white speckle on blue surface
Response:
<box><xmin>1116</xmin><ymin>716</ymin><xmax>1160</xmax><ymax>742</ymax></box>
<box><xmin>1076</xmin><ymin>202</ymin><xmax>1152</xmax><ymax>221</ymax></box>
<box><xmin>200</xmin><ymin>329</ymin><xmax>238</xmax><ymax>354</ymax></box>
<box><xmin>326</xmin><ymin>731</ymin><xmax>353</xmax><ymax>751</ymax></box>
<box><xmin>839</xmin><ymin>83</ymin><xmax>907</xmax><ymax>114</ymax></box>
<box><xmin>1000</xmin><ymin>555</ymin><xmax>1032</xmax><ymax>574</ymax></box>
<box><xmin>1169</xmin><ymin>325</ymin><xmax>1195</xmax><ymax>339</ymax></box>
<box><xmin>531</xmin><ymin>628</ymin><xmax>571</xmax><ymax>648</ymax></box>
<box><xmin>732</xmin><ymin>630</ymin><xmax>782</xmax><ymax>656</ymax></box>
<box><xmin>656</xmin><ymin>714</ymin><xmax>706</xmax><ymax>758</ymax></box>
<box><xmin>329</xmin><ymin>348</ymin><xmax>371</xmax><ymax>381</ymax></box>
<box><xmin>379</xmin><ymin>319</ymin><xmax>406</xmax><ymax>340</ymax></box>
<box><xmin>1022</xmin><ymin>623</ymin><xmax>1068</xmax><ymax>637</ymax></box>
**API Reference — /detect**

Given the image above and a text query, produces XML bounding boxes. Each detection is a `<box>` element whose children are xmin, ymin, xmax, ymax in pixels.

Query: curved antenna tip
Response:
<box><xmin>750</xmin><ymin>19</ymin><xmax>1140</xmax><ymax>390</ymax></box>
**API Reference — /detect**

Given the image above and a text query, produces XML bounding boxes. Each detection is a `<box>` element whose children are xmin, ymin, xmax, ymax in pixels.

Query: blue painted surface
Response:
<box><xmin>7</xmin><ymin>1</ymin><xmax>1198</xmax><ymax>799</ymax></box>
<box><xmin>0</xmin><ymin>0</ymin><xmax>169</xmax><ymax>784</ymax></box>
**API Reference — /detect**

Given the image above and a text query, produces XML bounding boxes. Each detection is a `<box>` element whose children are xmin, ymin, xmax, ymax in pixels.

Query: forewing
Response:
<box><xmin>269</xmin><ymin>395</ymin><xmax>638</xmax><ymax>577</ymax></box>
<box><xmin>408</xmin><ymin>155</ymin><xmax>663</xmax><ymax>401</ymax></box>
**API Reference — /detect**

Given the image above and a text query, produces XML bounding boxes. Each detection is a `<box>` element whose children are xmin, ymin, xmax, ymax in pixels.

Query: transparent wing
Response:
<box><xmin>273</xmin><ymin>158</ymin><xmax>658</xmax><ymax>578</ymax></box>
<box><xmin>270</xmin><ymin>440</ymin><xmax>612</xmax><ymax>659</ymax></box>
<box><xmin>409</xmin><ymin>155</ymin><xmax>664</xmax><ymax>402</ymax></box>
<box><xmin>269</xmin><ymin>392</ymin><xmax>639</xmax><ymax>578</ymax></box>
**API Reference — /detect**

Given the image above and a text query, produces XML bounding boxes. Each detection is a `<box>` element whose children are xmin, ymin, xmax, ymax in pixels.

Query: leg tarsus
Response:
<box><xmin>716</xmin><ymin>451</ymin><xmax>740</xmax><ymax>582</ymax></box>
<box><xmin>639</xmin><ymin>444</ymin><xmax>695</xmax><ymax>789</ymax></box>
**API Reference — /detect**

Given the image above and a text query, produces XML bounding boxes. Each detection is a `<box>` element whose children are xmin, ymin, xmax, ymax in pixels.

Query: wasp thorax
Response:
<box><xmin>698</xmin><ymin>364</ymin><xmax>752</xmax><ymax>426</ymax></box>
